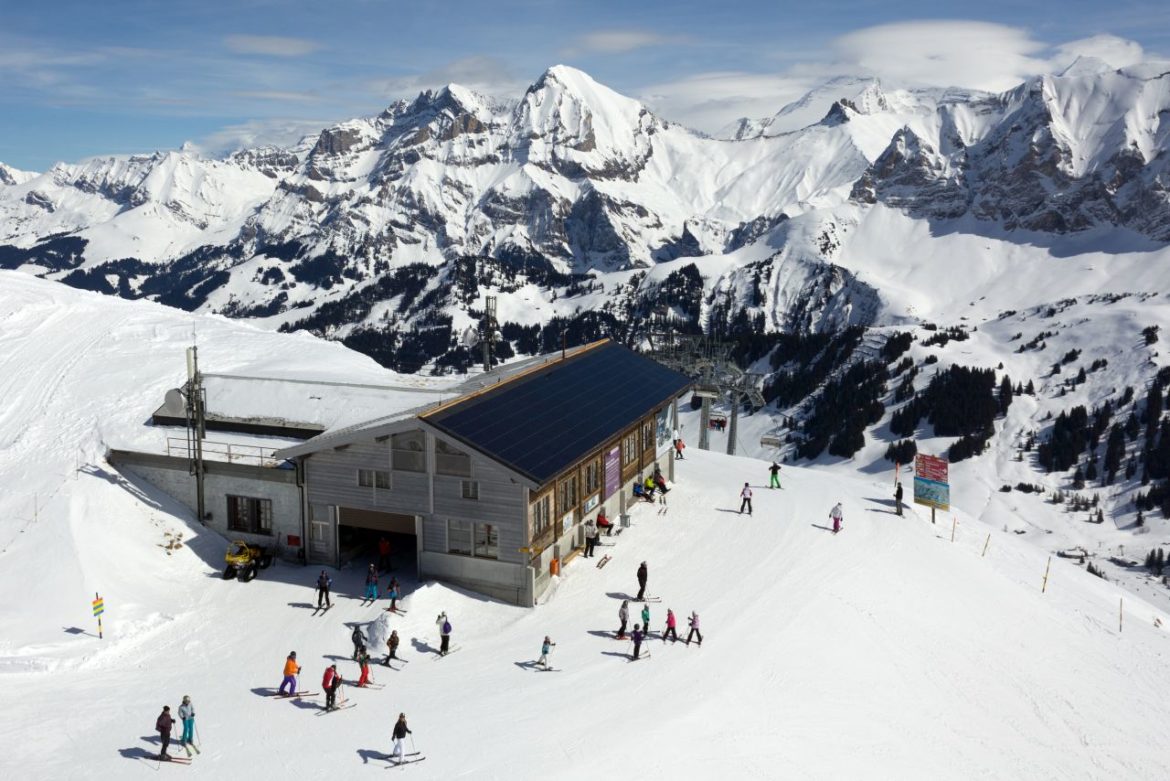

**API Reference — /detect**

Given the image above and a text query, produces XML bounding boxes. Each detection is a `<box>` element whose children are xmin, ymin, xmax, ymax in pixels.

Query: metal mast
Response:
<box><xmin>184</xmin><ymin>346</ymin><xmax>207</xmax><ymax>523</ymax></box>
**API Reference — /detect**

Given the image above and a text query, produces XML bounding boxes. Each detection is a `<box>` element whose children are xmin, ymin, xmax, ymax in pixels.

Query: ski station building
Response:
<box><xmin>111</xmin><ymin>340</ymin><xmax>691</xmax><ymax>605</ymax></box>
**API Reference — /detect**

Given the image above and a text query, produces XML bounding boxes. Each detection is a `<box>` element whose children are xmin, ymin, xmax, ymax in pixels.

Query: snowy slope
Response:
<box><xmin>1</xmin><ymin>279</ymin><xmax>1168</xmax><ymax>779</ymax></box>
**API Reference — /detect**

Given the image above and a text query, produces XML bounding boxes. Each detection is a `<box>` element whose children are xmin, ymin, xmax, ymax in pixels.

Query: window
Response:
<box><xmin>435</xmin><ymin>439</ymin><xmax>472</xmax><ymax>477</ymax></box>
<box><xmin>227</xmin><ymin>495</ymin><xmax>272</xmax><ymax>535</ymax></box>
<box><xmin>461</xmin><ymin>480</ymin><xmax>479</xmax><ymax>500</ymax></box>
<box><xmin>583</xmin><ymin>458</ymin><xmax>601</xmax><ymax>495</ymax></box>
<box><xmin>391</xmin><ymin>431</ymin><xmax>425</xmax><ymax>472</ymax></box>
<box><xmin>448</xmin><ymin>519</ymin><xmax>473</xmax><ymax>556</ymax></box>
<box><xmin>622</xmin><ymin>432</ymin><xmax>638</xmax><ymax>465</ymax></box>
<box><xmin>474</xmin><ymin>524</ymin><xmax>498</xmax><ymax>559</ymax></box>
<box><xmin>558</xmin><ymin>474</ymin><xmax>578</xmax><ymax>515</ymax></box>
<box><xmin>642</xmin><ymin>419</ymin><xmax>654</xmax><ymax>451</ymax></box>
<box><xmin>532</xmin><ymin>494</ymin><xmax>551</xmax><ymax>536</ymax></box>
<box><xmin>357</xmin><ymin>469</ymin><xmax>390</xmax><ymax>489</ymax></box>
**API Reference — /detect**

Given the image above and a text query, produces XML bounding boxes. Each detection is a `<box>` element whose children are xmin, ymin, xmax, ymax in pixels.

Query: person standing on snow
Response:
<box><xmin>830</xmin><ymin>502</ymin><xmax>844</xmax><ymax>534</ymax></box>
<box><xmin>636</xmin><ymin>561</ymin><xmax>648</xmax><ymax>601</ymax></box>
<box><xmin>384</xmin><ymin>630</ymin><xmax>400</xmax><ymax>665</ymax></box>
<box><xmin>583</xmin><ymin>517</ymin><xmax>598</xmax><ymax>558</ymax></box>
<box><xmin>385</xmin><ymin>576</ymin><xmax>401</xmax><ymax>612</ymax></box>
<box><xmin>177</xmin><ymin>696</ymin><xmax>196</xmax><ymax>748</ymax></box>
<box><xmin>351</xmin><ymin>625</ymin><xmax>365</xmax><ymax>661</ymax></box>
<box><xmin>356</xmin><ymin>648</ymin><xmax>372</xmax><ymax>687</ymax></box>
<box><xmin>631</xmin><ymin>624</ymin><xmax>644</xmax><ymax>660</ymax></box>
<box><xmin>769</xmin><ymin>462</ymin><xmax>782</xmax><ymax>489</ymax></box>
<box><xmin>316</xmin><ymin>570</ymin><xmax>332</xmax><ymax>609</ymax></box>
<box><xmin>437</xmin><ymin>612</ymin><xmax>452</xmax><ymax>655</ymax></box>
<box><xmin>739</xmin><ymin>483</ymin><xmax>753</xmax><ymax>515</ymax></box>
<box><xmin>391</xmin><ymin>713</ymin><xmax>412</xmax><ymax>763</ymax></box>
<box><xmin>278</xmin><ymin>651</ymin><xmax>301</xmax><ymax>695</ymax></box>
<box><xmin>323</xmin><ymin>664</ymin><xmax>340</xmax><ymax>711</ymax></box>
<box><xmin>364</xmin><ymin>564</ymin><xmax>379</xmax><ymax>601</ymax></box>
<box><xmin>641</xmin><ymin>603</ymin><xmax>651</xmax><ymax>637</ymax></box>
<box><xmin>662</xmin><ymin>609</ymin><xmax>678</xmax><ymax>643</ymax></box>
<box><xmin>894</xmin><ymin>483</ymin><xmax>904</xmax><ymax>516</ymax></box>
<box><xmin>685</xmin><ymin>612</ymin><xmax>703</xmax><ymax>646</ymax></box>
<box><xmin>537</xmin><ymin>636</ymin><xmax>556</xmax><ymax>668</ymax></box>
<box><xmin>155</xmin><ymin>705</ymin><xmax>175</xmax><ymax>760</ymax></box>
<box><xmin>617</xmin><ymin>600</ymin><xmax>630</xmax><ymax>639</ymax></box>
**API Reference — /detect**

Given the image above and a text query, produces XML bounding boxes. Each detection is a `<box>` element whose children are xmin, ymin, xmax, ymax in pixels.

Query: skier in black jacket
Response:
<box><xmin>391</xmin><ymin>713</ymin><xmax>412</xmax><ymax>762</ymax></box>
<box><xmin>155</xmin><ymin>706</ymin><xmax>174</xmax><ymax>760</ymax></box>
<box><xmin>316</xmin><ymin>570</ymin><xmax>332</xmax><ymax>608</ymax></box>
<box><xmin>636</xmin><ymin>561</ymin><xmax>648</xmax><ymax>601</ymax></box>
<box><xmin>894</xmin><ymin>481</ymin><xmax>904</xmax><ymax>516</ymax></box>
<box><xmin>351</xmin><ymin>625</ymin><xmax>365</xmax><ymax>661</ymax></box>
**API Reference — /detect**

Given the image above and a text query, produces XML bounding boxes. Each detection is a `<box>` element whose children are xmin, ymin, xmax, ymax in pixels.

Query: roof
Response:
<box><xmin>421</xmin><ymin>340</ymin><xmax>691</xmax><ymax>485</ymax></box>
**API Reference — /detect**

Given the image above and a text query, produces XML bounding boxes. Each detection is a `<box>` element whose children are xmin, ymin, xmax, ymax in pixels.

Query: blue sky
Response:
<box><xmin>1</xmin><ymin>0</ymin><xmax>1168</xmax><ymax>170</ymax></box>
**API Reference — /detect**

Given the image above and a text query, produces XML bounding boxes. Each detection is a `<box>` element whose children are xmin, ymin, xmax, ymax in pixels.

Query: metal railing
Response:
<box><xmin>165</xmin><ymin>437</ymin><xmax>281</xmax><ymax>467</ymax></box>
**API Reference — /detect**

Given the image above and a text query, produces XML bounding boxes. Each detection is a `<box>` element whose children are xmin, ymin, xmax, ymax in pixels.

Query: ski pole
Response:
<box><xmin>410</xmin><ymin>734</ymin><xmax>417</xmax><ymax>754</ymax></box>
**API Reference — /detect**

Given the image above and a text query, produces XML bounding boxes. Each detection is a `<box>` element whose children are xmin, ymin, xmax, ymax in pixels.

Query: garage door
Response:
<box><xmin>338</xmin><ymin>507</ymin><xmax>416</xmax><ymax>534</ymax></box>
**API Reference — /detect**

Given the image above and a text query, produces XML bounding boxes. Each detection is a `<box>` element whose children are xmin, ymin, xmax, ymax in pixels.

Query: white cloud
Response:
<box><xmin>569</xmin><ymin>30</ymin><xmax>687</xmax><ymax>55</ymax></box>
<box><xmin>191</xmin><ymin>117</ymin><xmax>333</xmax><ymax>156</ymax></box>
<box><xmin>224</xmin><ymin>35</ymin><xmax>322</xmax><ymax>57</ymax></box>
<box><xmin>639</xmin><ymin>71</ymin><xmax>817</xmax><ymax>134</ymax></box>
<box><xmin>366</xmin><ymin>56</ymin><xmax>528</xmax><ymax>102</ymax></box>
<box><xmin>1050</xmin><ymin>34</ymin><xmax>1145</xmax><ymax>71</ymax></box>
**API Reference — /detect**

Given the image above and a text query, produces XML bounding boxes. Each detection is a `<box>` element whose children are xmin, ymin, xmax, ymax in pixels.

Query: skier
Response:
<box><xmin>685</xmin><ymin>611</ymin><xmax>703</xmax><ymax>646</ymax></box>
<box><xmin>674</xmin><ymin>438</ymin><xmax>685</xmax><ymax>460</ymax></box>
<box><xmin>739</xmin><ymin>483</ymin><xmax>753</xmax><ymax>515</ymax></box>
<box><xmin>640</xmin><ymin>603</ymin><xmax>651</xmax><ymax>637</ymax></box>
<box><xmin>364</xmin><ymin>564</ymin><xmax>379</xmax><ymax>601</ymax></box>
<box><xmin>384</xmin><ymin>630</ymin><xmax>400</xmax><ymax>666</ymax></box>
<box><xmin>437</xmin><ymin>612</ymin><xmax>452</xmax><ymax>655</ymax></box>
<box><xmin>830</xmin><ymin>502</ymin><xmax>844</xmax><ymax>534</ymax></box>
<box><xmin>155</xmin><ymin>705</ymin><xmax>174</xmax><ymax>761</ymax></box>
<box><xmin>323</xmin><ymin>664</ymin><xmax>340</xmax><ymax>711</ymax></box>
<box><xmin>894</xmin><ymin>482</ymin><xmax>904</xmax><ymax>516</ymax></box>
<box><xmin>377</xmin><ymin>536</ymin><xmax>392</xmax><ymax>572</ymax></box>
<box><xmin>391</xmin><ymin>713</ymin><xmax>412</xmax><ymax>763</ymax></box>
<box><xmin>662</xmin><ymin>609</ymin><xmax>678</xmax><ymax>643</ymax></box>
<box><xmin>617</xmin><ymin>600</ymin><xmax>629</xmax><ymax>639</ymax></box>
<box><xmin>351</xmin><ymin>625</ymin><xmax>365</xmax><ymax>661</ymax></box>
<box><xmin>631</xmin><ymin>624</ymin><xmax>644</xmax><ymax>660</ymax></box>
<box><xmin>597</xmin><ymin>509</ymin><xmax>614</xmax><ymax>536</ymax></box>
<box><xmin>316</xmin><ymin>570</ymin><xmax>332</xmax><ymax>609</ymax></box>
<box><xmin>278</xmin><ymin>651</ymin><xmax>301</xmax><ymax>695</ymax></box>
<box><xmin>357</xmin><ymin>648</ymin><xmax>372</xmax><ymax>687</ymax></box>
<box><xmin>653</xmin><ymin>465</ymin><xmax>669</xmax><ymax>494</ymax></box>
<box><xmin>537</xmin><ymin>636</ymin><xmax>556</xmax><ymax>668</ymax></box>
<box><xmin>177</xmin><ymin>695</ymin><xmax>195</xmax><ymax>748</ymax></box>
<box><xmin>583</xmin><ymin>517</ymin><xmax>598</xmax><ymax>558</ymax></box>
<box><xmin>769</xmin><ymin>462</ymin><xmax>782</xmax><ymax>489</ymax></box>
<box><xmin>636</xmin><ymin>562</ymin><xmax>648</xmax><ymax>600</ymax></box>
<box><xmin>386</xmin><ymin>576</ymin><xmax>401</xmax><ymax>611</ymax></box>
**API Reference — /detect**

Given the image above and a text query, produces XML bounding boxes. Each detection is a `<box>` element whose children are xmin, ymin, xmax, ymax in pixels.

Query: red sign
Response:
<box><xmin>915</xmin><ymin>453</ymin><xmax>949</xmax><ymax>483</ymax></box>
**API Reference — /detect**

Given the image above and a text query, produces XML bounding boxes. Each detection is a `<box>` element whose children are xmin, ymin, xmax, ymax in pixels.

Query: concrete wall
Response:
<box><xmin>109</xmin><ymin>450</ymin><xmax>303</xmax><ymax>559</ymax></box>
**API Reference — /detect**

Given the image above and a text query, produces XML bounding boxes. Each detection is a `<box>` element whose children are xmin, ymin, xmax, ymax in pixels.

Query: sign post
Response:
<box><xmin>92</xmin><ymin>593</ymin><xmax>104</xmax><ymax>639</ymax></box>
<box><xmin>913</xmin><ymin>453</ymin><xmax>950</xmax><ymax>524</ymax></box>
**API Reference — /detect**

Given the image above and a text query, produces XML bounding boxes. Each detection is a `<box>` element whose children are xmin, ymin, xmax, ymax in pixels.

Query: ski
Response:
<box><xmin>386</xmin><ymin>757</ymin><xmax>426</xmax><ymax>767</ymax></box>
<box><xmin>316</xmin><ymin>703</ymin><xmax>357</xmax><ymax>715</ymax></box>
<box><xmin>628</xmin><ymin>653</ymin><xmax>651</xmax><ymax>662</ymax></box>
<box><xmin>384</xmin><ymin>608</ymin><xmax>408</xmax><ymax>614</ymax></box>
<box><xmin>356</xmin><ymin>683</ymin><xmax>385</xmax><ymax>690</ymax></box>
<box><xmin>182</xmin><ymin>743</ymin><xmax>201</xmax><ymax>756</ymax></box>
<box><xmin>596</xmin><ymin>554</ymin><xmax>612</xmax><ymax>569</ymax></box>
<box><xmin>614</xmin><ymin>528</ymin><xmax>624</xmax><ymax>536</ymax></box>
<box><xmin>632</xmin><ymin>597</ymin><xmax>661</xmax><ymax>603</ymax></box>
<box><xmin>272</xmin><ymin>691</ymin><xmax>317</xmax><ymax>698</ymax></box>
<box><xmin>158</xmin><ymin>756</ymin><xmax>192</xmax><ymax>764</ymax></box>
<box><xmin>315</xmin><ymin>605</ymin><xmax>333</xmax><ymax>615</ymax></box>
<box><xmin>432</xmin><ymin>646</ymin><xmax>460</xmax><ymax>659</ymax></box>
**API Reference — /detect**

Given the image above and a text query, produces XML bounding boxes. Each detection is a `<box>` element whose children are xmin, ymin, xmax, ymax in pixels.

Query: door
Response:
<box><xmin>308</xmin><ymin>504</ymin><xmax>336</xmax><ymax>563</ymax></box>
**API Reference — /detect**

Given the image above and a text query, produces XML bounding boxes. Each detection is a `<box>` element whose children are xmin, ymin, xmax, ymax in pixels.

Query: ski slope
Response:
<box><xmin>0</xmin><ymin>275</ymin><xmax>1168</xmax><ymax>779</ymax></box>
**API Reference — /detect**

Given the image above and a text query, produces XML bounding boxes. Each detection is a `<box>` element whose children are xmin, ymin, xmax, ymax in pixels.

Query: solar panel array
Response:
<box><xmin>423</xmin><ymin>342</ymin><xmax>691</xmax><ymax>485</ymax></box>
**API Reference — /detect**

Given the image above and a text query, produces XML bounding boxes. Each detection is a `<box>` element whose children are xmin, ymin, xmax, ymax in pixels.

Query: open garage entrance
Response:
<box><xmin>337</xmin><ymin>507</ymin><xmax>418</xmax><ymax>576</ymax></box>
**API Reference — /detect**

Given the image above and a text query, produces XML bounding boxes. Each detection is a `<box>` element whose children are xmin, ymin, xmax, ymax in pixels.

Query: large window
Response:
<box><xmin>583</xmin><ymin>457</ymin><xmax>601</xmax><ymax>495</ymax></box>
<box><xmin>227</xmin><ymin>495</ymin><xmax>272</xmax><ymax>535</ymax></box>
<box><xmin>435</xmin><ymin>439</ymin><xmax>471</xmax><ymax>477</ymax></box>
<box><xmin>622</xmin><ymin>432</ymin><xmax>638</xmax><ymax>466</ymax></box>
<box><xmin>357</xmin><ymin>468</ymin><xmax>390</xmax><ymax>489</ymax></box>
<box><xmin>391</xmin><ymin>431</ymin><xmax>425</xmax><ymax>472</ymax></box>
<box><xmin>474</xmin><ymin>524</ymin><xmax>498</xmax><ymax>559</ymax></box>
<box><xmin>642</xmin><ymin>419</ymin><xmax>654</xmax><ymax>452</ymax></box>
<box><xmin>532</xmin><ymin>493</ymin><xmax>551</xmax><ymax>537</ymax></box>
<box><xmin>558</xmin><ymin>474</ymin><xmax>578</xmax><ymax>515</ymax></box>
<box><xmin>448</xmin><ymin>519</ymin><xmax>473</xmax><ymax>556</ymax></box>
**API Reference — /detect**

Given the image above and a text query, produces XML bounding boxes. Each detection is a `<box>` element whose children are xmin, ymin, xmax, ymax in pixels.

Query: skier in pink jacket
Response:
<box><xmin>685</xmin><ymin>611</ymin><xmax>703</xmax><ymax>646</ymax></box>
<box><xmin>662</xmin><ymin>608</ymin><xmax>679</xmax><ymax>643</ymax></box>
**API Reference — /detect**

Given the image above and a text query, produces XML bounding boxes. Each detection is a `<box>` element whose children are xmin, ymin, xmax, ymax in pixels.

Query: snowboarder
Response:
<box><xmin>357</xmin><ymin>648</ymin><xmax>372</xmax><ymax>687</ymax></box>
<box><xmin>377</xmin><ymin>536</ymin><xmax>392</xmax><ymax>572</ymax></box>
<box><xmin>364</xmin><ymin>564</ymin><xmax>379</xmax><ymax>601</ymax></box>
<box><xmin>685</xmin><ymin>611</ymin><xmax>703</xmax><ymax>646</ymax></box>
<box><xmin>636</xmin><ymin>561</ymin><xmax>648</xmax><ymax>600</ymax></box>
<box><xmin>597</xmin><ymin>509</ymin><xmax>614</xmax><ymax>536</ymax></box>
<box><xmin>316</xmin><ymin>570</ymin><xmax>332</xmax><ymax>609</ymax></box>
<box><xmin>640</xmin><ymin>603</ymin><xmax>651</xmax><ymax>637</ymax></box>
<box><xmin>662</xmin><ymin>609</ymin><xmax>679</xmax><ymax>642</ymax></box>
<box><xmin>537</xmin><ymin>636</ymin><xmax>556</xmax><ymax>668</ymax></box>
<box><xmin>631</xmin><ymin>624</ymin><xmax>644</xmax><ymax>660</ymax></box>
<box><xmin>830</xmin><ymin>502</ymin><xmax>844</xmax><ymax>534</ymax></box>
<box><xmin>177</xmin><ymin>696</ymin><xmax>195</xmax><ymax>748</ymax></box>
<box><xmin>279</xmin><ymin>651</ymin><xmax>301</xmax><ymax>695</ymax></box>
<box><xmin>384</xmin><ymin>630</ymin><xmax>400</xmax><ymax>665</ymax></box>
<box><xmin>617</xmin><ymin>600</ymin><xmax>629</xmax><ymax>639</ymax></box>
<box><xmin>391</xmin><ymin>713</ymin><xmax>412</xmax><ymax>763</ymax></box>
<box><xmin>739</xmin><ymin>483</ymin><xmax>753</xmax><ymax>515</ymax></box>
<box><xmin>894</xmin><ymin>482</ymin><xmax>904</xmax><ymax>516</ymax></box>
<box><xmin>155</xmin><ymin>706</ymin><xmax>174</xmax><ymax>761</ymax></box>
<box><xmin>437</xmin><ymin>612</ymin><xmax>452</xmax><ymax>655</ymax></box>
<box><xmin>323</xmin><ymin>664</ymin><xmax>341</xmax><ymax>710</ymax></box>
<box><xmin>769</xmin><ymin>462</ymin><xmax>782</xmax><ymax>489</ymax></box>
<box><xmin>583</xmin><ymin>517</ymin><xmax>598</xmax><ymax>558</ymax></box>
<box><xmin>351</xmin><ymin>625</ymin><xmax>365</xmax><ymax>661</ymax></box>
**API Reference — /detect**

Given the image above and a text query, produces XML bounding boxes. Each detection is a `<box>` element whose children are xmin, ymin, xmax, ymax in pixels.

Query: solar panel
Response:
<box><xmin>423</xmin><ymin>342</ymin><xmax>691</xmax><ymax>484</ymax></box>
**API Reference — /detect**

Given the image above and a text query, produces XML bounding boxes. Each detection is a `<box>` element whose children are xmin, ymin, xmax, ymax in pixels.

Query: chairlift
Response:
<box><xmin>709</xmin><ymin>414</ymin><xmax>728</xmax><ymax>430</ymax></box>
<box><xmin>760</xmin><ymin>435</ymin><xmax>783</xmax><ymax>448</ymax></box>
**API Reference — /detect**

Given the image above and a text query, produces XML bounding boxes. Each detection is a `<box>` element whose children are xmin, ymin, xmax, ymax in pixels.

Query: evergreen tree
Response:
<box><xmin>1072</xmin><ymin>466</ymin><xmax>1085</xmax><ymax>490</ymax></box>
<box><xmin>1025</xmin><ymin>379</ymin><xmax>1036</xmax><ymax>395</ymax></box>
<box><xmin>1103</xmin><ymin>425</ymin><xmax>1125</xmax><ymax>484</ymax></box>
<box><xmin>1147</xmin><ymin>383</ymin><xmax>1164</xmax><ymax>441</ymax></box>
<box><xmin>999</xmin><ymin>375</ymin><xmax>1014</xmax><ymax>414</ymax></box>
